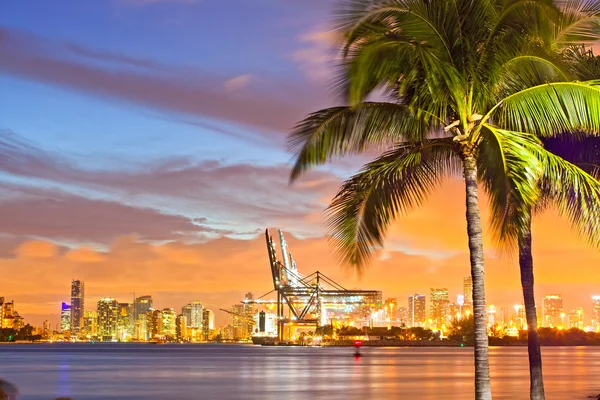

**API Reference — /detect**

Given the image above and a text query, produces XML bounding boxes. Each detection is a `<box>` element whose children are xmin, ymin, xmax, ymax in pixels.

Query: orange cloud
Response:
<box><xmin>15</xmin><ymin>240</ymin><xmax>58</xmax><ymax>258</ymax></box>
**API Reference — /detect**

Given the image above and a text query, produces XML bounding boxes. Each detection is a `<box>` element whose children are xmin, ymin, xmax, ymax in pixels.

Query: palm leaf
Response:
<box><xmin>484</xmin><ymin>81</ymin><xmax>600</xmax><ymax>136</ymax></box>
<box><xmin>288</xmin><ymin>102</ymin><xmax>438</xmax><ymax>181</ymax></box>
<box><xmin>477</xmin><ymin>125</ymin><xmax>544</xmax><ymax>246</ymax></box>
<box><xmin>325</xmin><ymin>138</ymin><xmax>459</xmax><ymax>268</ymax></box>
<box><xmin>537</xmin><ymin>147</ymin><xmax>600</xmax><ymax>247</ymax></box>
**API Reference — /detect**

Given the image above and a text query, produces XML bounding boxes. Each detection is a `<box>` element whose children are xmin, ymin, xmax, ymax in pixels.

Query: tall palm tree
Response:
<box><xmin>507</xmin><ymin>35</ymin><xmax>600</xmax><ymax>400</ymax></box>
<box><xmin>287</xmin><ymin>1</ymin><xmax>600</xmax><ymax>399</ymax></box>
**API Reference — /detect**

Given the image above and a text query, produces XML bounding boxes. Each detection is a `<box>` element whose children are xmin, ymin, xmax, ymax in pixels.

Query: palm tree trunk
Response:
<box><xmin>519</xmin><ymin>212</ymin><xmax>545</xmax><ymax>400</ymax></box>
<box><xmin>462</xmin><ymin>154</ymin><xmax>492</xmax><ymax>400</ymax></box>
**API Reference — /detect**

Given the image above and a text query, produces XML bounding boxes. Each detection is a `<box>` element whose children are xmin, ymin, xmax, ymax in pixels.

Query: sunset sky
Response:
<box><xmin>1</xmin><ymin>0</ymin><xmax>600</xmax><ymax>328</ymax></box>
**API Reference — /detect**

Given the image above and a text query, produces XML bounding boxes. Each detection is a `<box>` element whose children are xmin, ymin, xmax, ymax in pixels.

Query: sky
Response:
<box><xmin>1</xmin><ymin>0</ymin><xmax>600</xmax><ymax>328</ymax></box>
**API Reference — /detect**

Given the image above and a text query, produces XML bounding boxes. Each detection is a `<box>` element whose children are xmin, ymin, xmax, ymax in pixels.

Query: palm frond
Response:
<box><xmin>288</xmin><ymin>102</ymin><xmax>437</xmax><ymax>181</ymax></box>
<box><xmin>325</xmin><ymin>138</ymin><xmax>459</xmax><ymax>269</ymax></box>
<box><xmin>554</xmin><ymin>0</ymin><xmax>600</xmax><ymax>46</ymax></box>
<box><xmin>485</xmin><ymin>81</ymin><xmax>600</xmax><ymax>136</ymax></box>
<box><xmin>477</xmin><ymin>125</ymin><xmax>544</xmax><ymax>246</ymax></box>
<box><xmin>538</xmin><ymin>148</ymin><xmax>600</xmax><ymax>248</ymax></box>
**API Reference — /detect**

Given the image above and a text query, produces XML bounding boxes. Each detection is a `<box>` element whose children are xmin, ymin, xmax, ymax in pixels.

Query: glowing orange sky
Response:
<box><xmin>3</xmin><ymin>178</ymin><xmax>599</xmax><ymax>327</ymax></box>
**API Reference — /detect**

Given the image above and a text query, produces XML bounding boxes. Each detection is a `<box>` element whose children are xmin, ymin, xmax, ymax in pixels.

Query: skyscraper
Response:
<box><xmin>543</xmin><ymin>295</ymin><xmax>563</xmax><ymax>327</ymax></box>
<box><xmin>70</xmin><ymin>279</ymin><xmax>85</xmax><ymax>336</ymax></box>
<box><xmin>430</xmin><ymin>288</ymin><xmax>450</xmax><ymax>328</ymax></box>
<box><xmin>60</xmin><ymin>302</ymin><xmax>71</xmax><ymax>333</ymax></box>
<box><xmin>408</xmin><ymin>294</ymin><xmax>426</xmax><ymax>327</ymax></box>
<box><xmin>202</xmin><ymin>309</ymin><xmax>215</xmax><ymax>337</ymax></box>
<box><xmin>182</xmin><ymin>301</ymin><xmax>204</xmax><ymax>328</ymax></box>
<box><xmin>593</xmin><ymin>296</ymin><xmax>600</xmax><ymax>331</ymax></box>
<box><xmin>463</xmin><ymin>277</ymin><xmax>473</xmax><ymax>312</ymax></box>
<box><xmin>569</xmin><ymin>307</ymin><xmax>584</xmax><ymax>330</ymax></box>
<box><xmin>161</xmin><ymin>308</ymin><xmax>177</xmax><ymax>337</ymax></box>
<box><xmin>97</xmin><ymin>298</ymin><xmax>118</xmax><ymax>341</ymax></box>
<box><xmin>83</xmin><ymin>310</ymin><xmax>98</xmax><ymax>337</ymax></box>
<box><xmin>117</xmin><ymin>303</ymin><xmax>133</xmax><ymax>340</ymax></box>
<box><xmin>134</xmin><ymin>296</ymin><xmax>153</xmax><ymax>321</ymax></box>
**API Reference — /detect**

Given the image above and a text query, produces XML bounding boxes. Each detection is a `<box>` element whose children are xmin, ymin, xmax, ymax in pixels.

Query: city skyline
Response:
<box><xmin>3</xmin><ymin>1</ymin><xmax>600</xmax><ymax>330</ymax></box>
<box><xmin>5</xmin><ymin>273</ymin><xmax>600</xmax><ymax>331</ymax></box>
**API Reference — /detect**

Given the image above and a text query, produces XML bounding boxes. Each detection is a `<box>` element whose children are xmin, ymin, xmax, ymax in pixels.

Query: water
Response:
<box><xmin>0</xmin><ymin>344</ymin><xmax>599</xmax><ymax>399</ymax></box>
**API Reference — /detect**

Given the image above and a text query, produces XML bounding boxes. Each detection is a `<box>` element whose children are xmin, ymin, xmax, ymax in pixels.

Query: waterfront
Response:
<box><xmin>0</xmin><ymin>344</ymin><xmax>599</xmax><ymax>399</ymax></box>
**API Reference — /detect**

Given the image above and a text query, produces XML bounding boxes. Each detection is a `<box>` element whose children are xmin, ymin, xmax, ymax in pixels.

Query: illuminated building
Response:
<box><xmin>42</xmin><ymin>320</ymin><xmax>51</xmax><ymax>339</ymax></box>
<box><xmin>397</xmin><ymin>306</ymin><xmax>409</xmax><ymax>325</ymax></box>
<box><xmin>569</xmin><ymin>307</ymin><xmax>584</xmax><ymax>330</ymax></box>
<box><xmin>182</xmin><ymin>301</ymin><xmax>204</xmax><ymax>328</ymax></box>
<box><xmin>463</xmin><ymin>277</ymin><xmax>473</xmax><ymax>312</ymax></box>
<box><xmin>70</xmin><ymin>279</ymin><xmax>85</xmax><ymax>336</ymax></box>
<box><xmin>134</xmin><ymin>295</ymin><xmax>153</xmax><ymax>339</ymax></box>
<box><xmin>176</xmin><ymin>314</ymin><xmax>187</xmax><ymax>340</ymax></box>
<box><xmin>134</xmin><ymin>296</ymin><xmax>153</xmax><ymax>322</ymax></box>
<box><xmin>384</xmin><ymin>298</ymin><xmax>398</xmax><ymax>320</ymax></box>
<box><xmin>408</xmin><ymin>294</ymin><xmax>426</xmax><ymax>327</ymax></box>
<box><xmin>513</xmin><ymin>304</ymin><xmax>526</xmax><ymax>329</ymax></box>
<box><xmin>97</xmin><ymin>298</ymin><xmax>118</xmax><ymax>341</ymax></box>
<box><xmin>202</xmin><ymin>309</ymin><xmax>214</xmax><ymax>340</ymax></box>
<box><xmin>231</xmin><ymin>304</ymin><xmax>251</xmax><ymax>340</ymax></box>
<box><xmin>146</xmin><ymin>310</ymin><xmax>160</xmax><ymax>339</ymax></box>
<box><xmin>117</xmin><ymin>303</ymin><xmax>133</xmax><ymax>340</ymax></box>
<box><xmin>82</xmin><ymin>310</ymin><xmax>98</xmax><ymax>337</ymax></box>
<box><xmin>430</xmin><ymin>288</ymin><xmax>449</xmax><ymax>328</ymax></box>
<box><xmin>60</xmin><ymin>302</ymin><xmax>71</xmax><ymax>333</ymax></box>
<box><xmin>161</xmin><ymin>308</ymin><xmax>177</xmax><ymax>337</ymax></box>
<box><xmin>0</xmin><ymin>297</ymin><xmax>4</xmax><ymax>328</ymax></box>
<box><xmin>543</xmin><ymin>295</ymin><xmax>563</xmax><ymax>327</ymax></box>
<box><xmin>593</xmin><ymin>296</ymin><xmax>600</xmax><ymax>331</ymax></box>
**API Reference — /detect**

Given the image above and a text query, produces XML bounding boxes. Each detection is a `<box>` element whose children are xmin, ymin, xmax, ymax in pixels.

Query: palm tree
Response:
<box><xmin>509</xmin><ymin>42</ymin><xmax>600</xmax><ymax>400</ymax></box>
<box><xmin>287</xmin><ymin>1</ymin><xmax>600</xmax><ymax>399</ymax></box>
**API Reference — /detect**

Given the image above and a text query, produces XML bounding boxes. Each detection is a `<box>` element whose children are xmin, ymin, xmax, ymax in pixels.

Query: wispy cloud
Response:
<box><xmin>0</xmin><ymin>27</ymin><xmax>329</xmax><ymax>135</ymax></box>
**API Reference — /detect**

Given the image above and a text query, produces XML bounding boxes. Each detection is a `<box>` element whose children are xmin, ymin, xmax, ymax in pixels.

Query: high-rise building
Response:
<box><xmin>384</xmin><ymin>298</ymin><xmax>398</xmax><ymax>320</ymax></box>
<box><xmin>201</xmin><ymin>309</ymin><xmax>215</xmax><ymax>341</ymax></box>
<box><xmin>182</xmin><ymin>301</ymin><xmax>204</xmax><ymax>328</ymax></box>
<box><xmin>161</xmin><ymin>308</ymin><xmax>177</xmax><ymax>338</ymax></box>
<box><xmin>82</xmin><ymin>310</ymin><xmax>98</xmax><ymax>337</ymax></box>
<box><xmin>430</xmin><ymin>288</ymin><xmax>450</xmax><ymax>328</ymax></box>
<box><xmin>231</xmin><ymin>304</ymin><xmax>250</xmax><ymax>340</ymax></box>
<box><xmin>70</xmin><ymin>279</ymin><xmax>85</xmax><ymax>336</ymax></box>
<box><xmin>97</xmin><ymin>298</ymin><xmax>118</xmax><ymax>341</ymax></box>
<box><xmin>408</xmin><ymin>294</ymin><xmax>426</xmax><ymax>327</ymax></box>
<box><xmin>593</xmin><ymin>296</ymin><xmax>600</xmax><ymax>331</ymax></box>
<box><xmin>569</xmin><ymin>307</ymin><xmax>584</xmax><ymax>330</ymax></box>
<box><xmin>117</xmin><ymin>303</ymin><xmax>133</xmax><ymax>340</ymax></box>
<box><xmin>463</xmin><ymin>277</ymin><xmax>473</xmax><ymax>312</ymax></box>
<box><xmin>134</xmin><ymin>296</ymin><xmax>153</xmax><ymax>322</ymax></box>
<box><xmin>543</xmin><ymin>295</ymin><xmax>563</xmax><ymax>327</ymax></box>
<box><xmin>0</xmin><ymin>297</ymin><xmax>4</xmax><ymax>328</ymax></box>
<box><xmin>176</xmin><ymin>314</ymin><xmax>187</xmax><ymax>340</ymax></box>
<box><xmin>42</xmin><ymin>320</ymin><xmax>51</xmax><ymax>339</ymax></box>
<box><xmin>60</xmin><ymin>302</ymin><xmax>71</xmax><ymax>333</ymax></box>
<box><xmin>513</xmin><ymin>304</ymin><xmax>526</xmax><ymax>329</ymax></box>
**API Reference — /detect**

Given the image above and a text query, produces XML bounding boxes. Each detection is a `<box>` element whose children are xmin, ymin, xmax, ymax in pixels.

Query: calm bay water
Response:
<box><xmin>0</xmin><ymin>344</ymin><xmax>599</xmax><ymax>399</ymax></box>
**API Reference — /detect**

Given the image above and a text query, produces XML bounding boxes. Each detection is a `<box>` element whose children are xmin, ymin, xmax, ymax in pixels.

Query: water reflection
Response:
<box><xmin>0</xmin><ymin>345</ymin><xmax>599</xmax><ymax>399</ymax></box>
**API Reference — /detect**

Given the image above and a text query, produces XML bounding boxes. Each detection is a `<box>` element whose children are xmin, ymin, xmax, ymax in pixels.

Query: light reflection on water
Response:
<box><xmin>0</xmin><ymin>344</ymin><xmax>599</xmax><ymax>400</ymax></box>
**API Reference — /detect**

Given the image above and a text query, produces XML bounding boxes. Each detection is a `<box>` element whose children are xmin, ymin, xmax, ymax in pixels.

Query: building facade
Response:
<box><xmin>543</xmin><ymin>295</ymin><xmax>563</xmax><ymax>328</ymax></box>
<box><xmin>97</xmin><ymin>298</ymin><xmax>118</xmax><ymax>341</ymax></box>
<box><xmin>408</xmin><ymin>294</ymin><xmax>426</xmax><ymax>327</ymax></box>
<box><xmin>60</xmin><ymin>302</ymin><xmax>71</xmax><ymax>333</ymax></box>
<box><xmin>430</xmin><ymin>288</ymin><xmax>450</xmax><ymax>329</ymax></box>
<box><xmin>70</xmin><ymin>279</ymin><xmax>85</xmax><ymax>336</ymax></box>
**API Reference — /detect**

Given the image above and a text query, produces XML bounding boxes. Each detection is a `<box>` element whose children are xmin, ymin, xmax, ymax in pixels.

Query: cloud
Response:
<box><xmin>0</xmin><ymin>130</ymin><xmax>343</xmax><ymax>243</ymax></box>
<box><xmin>0</xmin><ymin>27</ymin><xmax>328</xmax><ymax>135</ymax></box>
<box><xmin>224</xmin><ymin>74</ymin><xmax>253</xmax><ymax>92</ymax></box>
<box><xmin>292</xmin><ymin>29</ymin><xmax>342</xmax><ymax>84</ymax></box>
